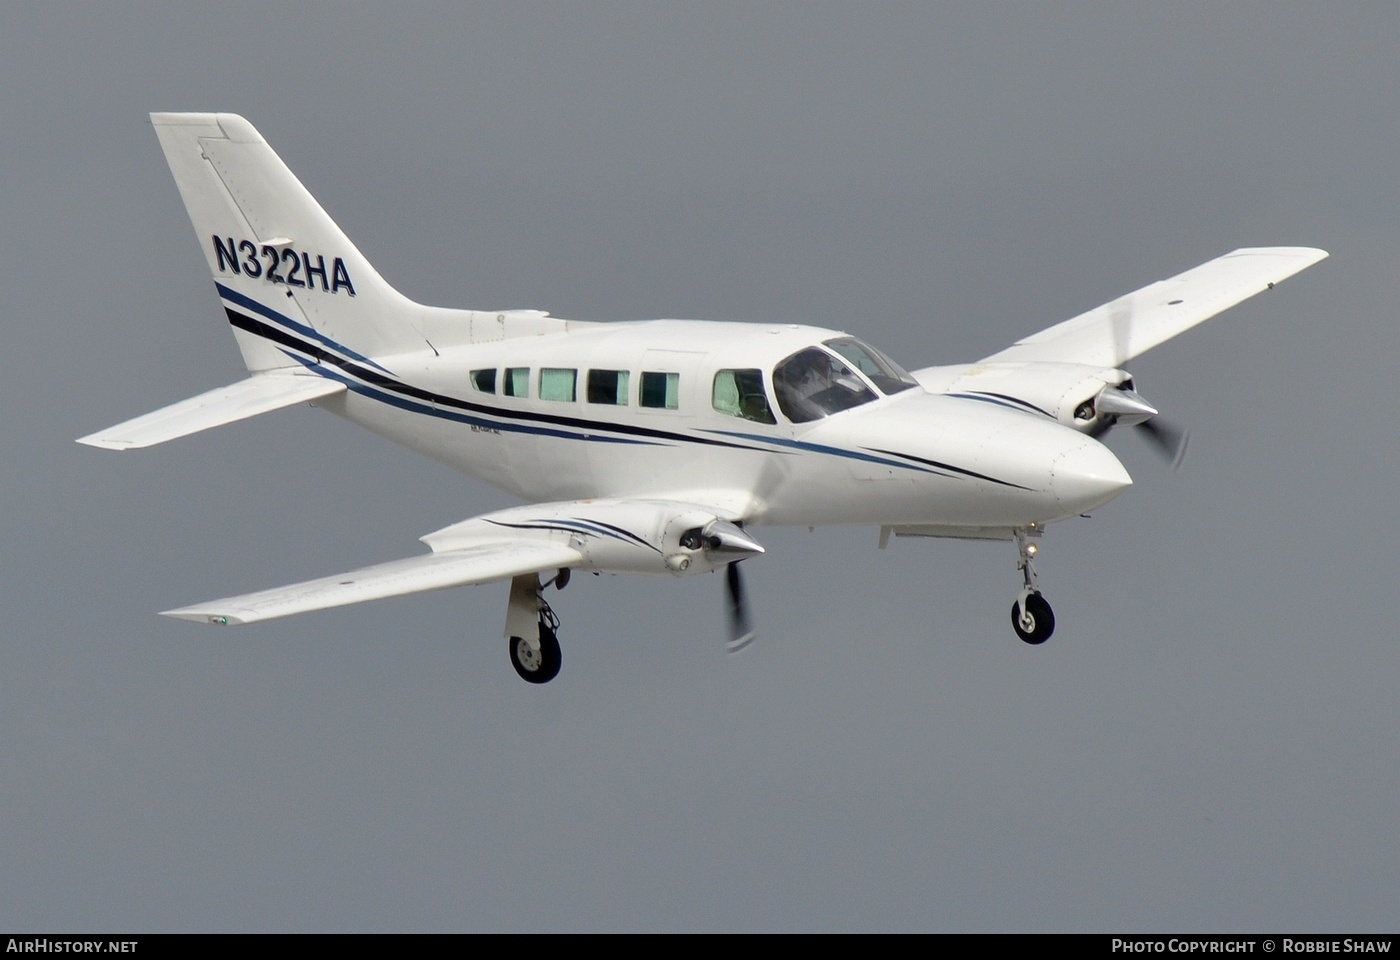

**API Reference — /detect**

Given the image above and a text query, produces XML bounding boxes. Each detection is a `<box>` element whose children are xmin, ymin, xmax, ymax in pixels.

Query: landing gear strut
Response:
<box><xmin>506</xmin><ymin>572</ymin><xmax>564</xmax><ymax>684</ymax></box>
<box><xmin>1011</xmin><ymin>526</ymin><xmax>1054</xmax><ymax>645</ymax></box>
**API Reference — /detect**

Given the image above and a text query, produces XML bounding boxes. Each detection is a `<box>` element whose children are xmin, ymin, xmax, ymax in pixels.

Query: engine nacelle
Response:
<box><xmin>422</xmin><ymin>499</ymin><xmax>763</xmax><ymax>578</ymax></box>
<box><xmin>913</xmin><ymin>361</ymin><xmax>1143</xmax><ymax>434</ymax></box>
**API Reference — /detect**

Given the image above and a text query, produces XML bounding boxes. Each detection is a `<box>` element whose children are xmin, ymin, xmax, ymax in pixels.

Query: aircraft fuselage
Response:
<box><xmin>314</xmin><ymin>317</ymin><xmax>1132</xmax><ymax>529</ymax></box>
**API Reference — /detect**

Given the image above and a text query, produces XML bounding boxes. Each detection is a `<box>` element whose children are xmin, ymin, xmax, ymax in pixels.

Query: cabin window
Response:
<box><xmin>539</xmin><ymin>368</ymin><xmax>577</xmax><ymax>402</ymax></box>
<box><xmin>823</xmin><ymin>337</ymin><xmax>918</xmax><ymax>395</ymax></box>
<box><xmin>712</xmin><ymin>369</ymin><xmax>775</xmax><ymax>424</ymax></box>
<box><xmin>503</xmin><ymin>367</ymin><xmax>530</xmax><ymax>398</ymax></box>
<box><xmin>639</xmin><ymin>371</ymin><xmax>679</xmax><ymax>409</ymax></box>
<box><xmin>470</xmin><ymin>368</ymin><xmax>496</xmax><ymax>394</ymax></box>
<box><xmin>773</xmin><ymin>348</ymin><xmax>876</xmax><ymax>423</ymax></box>
<box><xmin>587</xmin><ymin>369</ymin><xmax>629</xmax><ymax>405</ymax></box>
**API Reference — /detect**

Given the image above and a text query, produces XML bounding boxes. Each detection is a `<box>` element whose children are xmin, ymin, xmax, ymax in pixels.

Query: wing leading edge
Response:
<box><xmin>158</xmin><ymin>497</ymin><xmax>757</xmax><ymax>626</ymax></box>
<box><xmin>78</xmin><ymin>374</ymin><xmax>346</xmax><ymax>450</ymax></box>
<box><xmin>161</xmin><ymin>540</ymin><xmax>582</xmax><ymax>625</ymax></box>
<box><xmin>984</xmin><ymin>246</ymin><xmax>1328</xmax><ymax>368</ymax></box>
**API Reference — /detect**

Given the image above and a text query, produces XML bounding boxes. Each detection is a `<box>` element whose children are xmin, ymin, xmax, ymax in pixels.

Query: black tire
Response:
<box><xmin>1011</xmin><ymin>592</ymin><xmax>1055</xmax><ymax>645</ymax></box>
<box><xmin>510</xmin><ymin>622</ymin><xmax>562</xmax><ymax>683</ymax></box>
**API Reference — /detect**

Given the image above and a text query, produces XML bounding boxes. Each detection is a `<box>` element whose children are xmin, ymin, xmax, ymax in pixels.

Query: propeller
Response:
<box><xmin>1096</xmin><ymin>384</ymin><xmax>1190</xmax><ymax>469</ymax></box>
<box><xmin>725</xmin><ymin>561</ymin><xmax>755</xmax><ymax>654</ymax></box>
<box><xmin>1136</xmin><ymin>417</ymin><xmax>1189</xmax><ymax>469</ymax></box>
<box><xmin>1101</xmin><ymin>293</ymin><xmax>1191</xmax><ymax>468</ymax></box>
<box><xmin>694</xmin><ymin>518</ymin><xmax>764</xmax><ymax>654</ymax></box>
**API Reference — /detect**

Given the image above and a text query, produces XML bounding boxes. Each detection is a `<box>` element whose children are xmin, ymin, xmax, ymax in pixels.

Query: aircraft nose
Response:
<box><xmin>1050</xmin><ymin>438</ymin><xmax>1132</xmax><ymax>512</ymax></box>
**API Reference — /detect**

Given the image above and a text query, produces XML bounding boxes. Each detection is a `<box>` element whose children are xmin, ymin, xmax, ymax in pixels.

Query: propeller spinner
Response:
<box><xmin>1096</xmin><ymin>384</ymin><xmax>1189</xmax><ymax>468</ymax></box>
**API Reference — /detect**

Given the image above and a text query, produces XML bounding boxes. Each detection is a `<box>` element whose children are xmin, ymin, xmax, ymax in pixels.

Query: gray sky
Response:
<box><xmin>3</xmin><ymin>2</ymin><xmax>1394</xmax><ymax>932</ymax></box>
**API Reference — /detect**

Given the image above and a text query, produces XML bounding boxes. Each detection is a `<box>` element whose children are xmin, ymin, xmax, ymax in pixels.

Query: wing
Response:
<box><xmin>983</xmin><ymin>247</ymin><xmax>1328</xmax><ymax>367</ymax></box>
<box><xmin>159</xmin><ymin>497</ymin><xmax>760</xmax><ymax>626</ymax></box>
<box><xmin>78</xmin><ymin>373</ymin><xmax>346</xmax><ymax>450</ymax></box>
<box><xmin>161</xmin><ymin>540</ymin><xmax>581</xmax><ymax>625</ymax></box>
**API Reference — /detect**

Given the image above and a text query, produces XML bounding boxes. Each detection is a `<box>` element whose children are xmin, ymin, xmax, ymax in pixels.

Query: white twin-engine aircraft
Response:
<box><xmin>80</xmin><ymin>113</ymin><xmax>1326</xmax><ymax>683</ymax></box>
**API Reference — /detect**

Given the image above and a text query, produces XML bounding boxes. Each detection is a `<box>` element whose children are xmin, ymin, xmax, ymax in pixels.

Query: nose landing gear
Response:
<box><xmin>1011</xmin><ymin>526</ymin><xmax>1054</xmax><ymax>645</ymax></box>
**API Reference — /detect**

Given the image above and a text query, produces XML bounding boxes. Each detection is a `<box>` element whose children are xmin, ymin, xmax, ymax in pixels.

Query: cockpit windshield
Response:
<box><xmin>773</xmin><ymin>347</ymin><xmax>877</xmax><ymax>423</ymax></box>
<box><xmin>822</xmin><ymin>337</ymin><xmax>918</xmax><ymax>395</ymax></box>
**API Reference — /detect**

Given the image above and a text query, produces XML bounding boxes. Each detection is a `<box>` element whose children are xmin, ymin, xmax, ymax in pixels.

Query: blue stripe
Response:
<box><xmin>216</xmin><ymin>282</ymin><xmax>392</xmax><ymax>374</ymax></box>
<box><xmin>221</xmin><ymin>288</ymin><xmax>784</xmax><ymax>454</ymax></box>
<box><xmin>220</xmin><ymin>296</ymin><xmax>770</xmax><ymax>452</ymax></box>
<box><xmin>565</xmin><ymin>518</ymin><xmax>660</xmax><ymax>551</ymax></box>
<box><xmin>485</xmin><ymin>518</ymin><xmax>662</xmax><ymax>553</ymax></box>
<box><xmin>701</xmin><ymin>429</ymin><xmax>940</xmax><ymax>474</ymax></box>
<box><xmin>287</xmin><ymin>352</ymin><xmax>660</xmax><ymax>446</ymax></box>
<box><xmin>865</xmin><ymin>447</ymin><xmax>1031</xmax><ymax>490</ymax></box>
<box><xmin>225</xmin><ymin>288</ymin><xmax>951</xmax><ymax>469</ymax></box>
<box><xmin>947</xmin><ymin>392</ymin><xmax>1054</xmax><ymax>418</ymax></box>
<box><xmin>967</xmin><ymin>391</ymin><xmax>1054</xmax><ymax>418</ymax></box>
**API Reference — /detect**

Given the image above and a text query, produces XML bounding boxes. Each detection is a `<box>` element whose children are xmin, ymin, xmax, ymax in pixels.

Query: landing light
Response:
<box><xmin>1026</xmin><ymin>544</ymin><xmax>1038</xmax><ymax>557</ymax></box>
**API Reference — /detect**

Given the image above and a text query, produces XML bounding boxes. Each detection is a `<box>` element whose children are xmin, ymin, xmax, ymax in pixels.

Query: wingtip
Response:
<box><xmin>76</xmin><ymin>434</ymin><xmax>134</xmax><ymax>451</ymax></box>
<box><xmin>160</xmin><ymin>607</ymin><xmax>244</xmax><ymax>626</ymax></box>
<box><xmin>1292</xmin><ymin>245</ymin><xmax>1330</xmax><ymax>263</ymax></box>
<box><xmin>1229</xmin><ymin>245</ymin><xmax>1329</xmax><ymax>262</ymax></box>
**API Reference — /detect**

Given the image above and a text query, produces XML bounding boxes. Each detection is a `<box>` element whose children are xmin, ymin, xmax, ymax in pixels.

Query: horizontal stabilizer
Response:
<box><xmin>160</xmin><ymin>541</ymin><xmax>581</xmax><ymax>625</ymax></box>
<box><xmin>77</xmin><ymin>374</ymin><xmax>345</xmax><ymax>450</ymax></box>
<box><xmin>986</xmin><ymin>247</ymin><xmax>1328</xmax><ymax>367</ymax></box>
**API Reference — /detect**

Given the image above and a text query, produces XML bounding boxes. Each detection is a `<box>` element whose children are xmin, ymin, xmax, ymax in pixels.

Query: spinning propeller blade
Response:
<box><xmin>725</xmin><ymin>561</ymin><xmax>755</xmax><ymax>654</ymax></box>
<box><xmin>1137</xmin><ymin>418</ymin><xmax>1189</xmax><ymax>469</ymax></box>
<box><xmin>694</xmin><ymin>518</ymin><xmax>763</xmax><ymax>654</ymax></box>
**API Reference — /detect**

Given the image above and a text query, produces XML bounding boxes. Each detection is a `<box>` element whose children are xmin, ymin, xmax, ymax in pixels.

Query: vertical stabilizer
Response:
<box><xmin>151</xmin><ymin>113</ymin><xmax>426</xmax><ymax>370</ymax></box>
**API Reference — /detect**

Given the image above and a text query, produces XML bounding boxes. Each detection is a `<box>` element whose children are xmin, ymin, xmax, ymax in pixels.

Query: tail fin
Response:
<box><xmin>152</xmin><ymin>113</ymin><xmax>426</xmax><ymax>370</ymax></box>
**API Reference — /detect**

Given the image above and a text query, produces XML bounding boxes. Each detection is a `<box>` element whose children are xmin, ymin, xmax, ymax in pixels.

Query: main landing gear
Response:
<box><xmin>506</xmin><ymin>570</ymin><xmax>567</xmax><ymax>684</ymax></box>
<box><xmin>1011</xmin><ymin>526</ymin><xmax>1055</xmax><ymax>645</ymax></box>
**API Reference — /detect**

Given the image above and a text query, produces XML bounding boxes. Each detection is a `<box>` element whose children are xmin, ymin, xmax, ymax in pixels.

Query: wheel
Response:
<box><xmin>510</xmin><ymin>621</ymin><xmax>562</xmax><ymax>684</ymax></box>
<box><xmin>1011</xmin><ymin>592</ymin><xmax>1055</xmax><ymax>645</ymax></box>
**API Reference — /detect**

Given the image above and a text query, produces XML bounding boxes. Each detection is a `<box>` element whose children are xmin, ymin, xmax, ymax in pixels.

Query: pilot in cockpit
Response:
<box><xmin>774</xmin><ymin>347</ymin><xmax>873</xmax><ymax>423</ymax></box>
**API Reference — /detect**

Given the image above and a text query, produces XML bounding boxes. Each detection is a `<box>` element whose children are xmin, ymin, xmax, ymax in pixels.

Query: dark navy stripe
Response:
<box><xmin>284</xmin><ymin>353</ymin><xmax>656</xmax><ymax>445</ymax></box>
<box><xmin>966</xmin><ymin>391</ymin><xmax>1054</xmax><ymax>418</ymax></box>
<box><xmin>865</xmin><ymin>448</ymin><xmax>1031</xmax><ymax>490</ymax></box>
<box><xmin>319</xmin><ymin>343</ymin><xmax>768</xmax><ymax>451</ymax></box>
<box><xmin>701</xmin><ymin>429</ymin><xmax>1027</xmax><ymax>490</ymax></box>
<box><xmin>228</xmin><ymin>308</ymin><xmax>320</xmax><ymax>360</ymax></box>
<box><xmin>217</xmin><ymin>282</ymin><xmax>389</xmax><ymax>373</ymax></box>
<box><xmin>484</xmin><ymin>518</ymin><xmax>662</xmax><ymax>553</ymax></box>
<box><xmin>221</xmin><ymin>295</ymin><xmax>772</xmax><ymax>452</ymax></box>
<box><xmin>221</xmin><ymin>287</ymin><xmax>1020</xmax><ymax>491</ymax></box>
<box><xmin>948</xmin><ymin>391</ymin><xmax>1054</xmax><ymax>419</ymax></box>
<box><xmin>570</xmin><ymin>518</ymin><xmax>661</xmax><ymax>551</ymax></box>
<box><xmin>701</xmin><ymin>429</ymin><xmax>938</xmax><ymax>474</ymax></box>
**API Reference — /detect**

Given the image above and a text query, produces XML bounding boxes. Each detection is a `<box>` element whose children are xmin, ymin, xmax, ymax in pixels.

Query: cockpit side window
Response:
<box><xmin>823</xmin><ymin>337</ymin><xmax>918</xmax><ymax>395</ymax></box>
<box><xmin>712</xmin><ymin>369</ymin><xmax>776</xmax><ymax>424</ymax></box>
<box><xmin>773</xmin><ymin>347</ymin><xmax>876</xmax><ymax>423</ymax></box>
